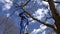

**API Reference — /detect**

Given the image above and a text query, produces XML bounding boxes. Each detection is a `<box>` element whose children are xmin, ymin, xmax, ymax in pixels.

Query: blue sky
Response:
<box><xmin>0</xmin><ymin>0</ymin><xmax>60</xmax><ymax>34</ymax></box>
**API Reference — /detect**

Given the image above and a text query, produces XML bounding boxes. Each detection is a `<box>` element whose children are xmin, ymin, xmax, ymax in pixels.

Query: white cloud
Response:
<box><xmin>54</xmin><ymin>0</ymin><xmax>57</xmax><ymax>1</ymax></box>
<box><xmin>34</xmin><ymin>9</ymin><xmax>45</xmax><ymax>20</ymax></box>
<box><xmin>36</xmin><ymin>0</ymin><xmax>42</xmax><ymax>5</ymax></box>
<box><xmin>2</xmin><ymin>0</ymin><xmax>13</xmax><ymax>10</ymax></box>
<box><xmin>36</xmin><ymin>9</ymin><xmax>43</xmax><ymax>14</ymax></box>
<box><xmin>46</xmin><ymin>18</ymin><xmax>55</xmax><ymax>25</ymax></box>
<box><xmin>28</xmin><ymin>18</ymin><xmax>36</xmax><ymax>24</ymax></box>
<box><xmin>5</xmin><ymin>0</ymin><xmax>12</xmax><ymax>3</ymax></box>
<box><xmin>3</xmin><ymin>4</ymin><xmax>11</xmax><ymax>10</ymax></box>
<box><xmin>31</xmin><ymin>29</ymin><xmax>42</xmax><ymax>34</ymax></box>
<box><xmin>42</xmin><ymin>1</ymin><xmax>49</xmax><ymax>6</ymax></box>
<box><xmin>42</xmin><ymin>31</ymin><xmax>45</xmax><ymax>34</ymax></box>
<box><xmin>43</xmin><ymin>9</ymin><xmax>49</xmax><ymax>14</ymax></box>
<box><xmin>30</xmin><ymin>24</ymin><xmax>47</xmax><ymax>34</ymax></box>
<box><xmin>40</xmin><ymin>24</ymin><xmax>47</xmax><ymax>30</ymax></box>
<box><xmin>0</xmin><ymin>0</ymin><xmax>13</xmax><ymax>4</ymax></box>
<box><xmin>6</xmin><ymin>13</ymin><xmax>10</xmax><ymax>17</ymax></box>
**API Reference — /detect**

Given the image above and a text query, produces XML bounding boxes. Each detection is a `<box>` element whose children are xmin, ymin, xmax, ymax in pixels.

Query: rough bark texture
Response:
<box><xmin>48</xmin><ymin>0</ymin><xmax>60</xmax><ymax>34</ymax></box>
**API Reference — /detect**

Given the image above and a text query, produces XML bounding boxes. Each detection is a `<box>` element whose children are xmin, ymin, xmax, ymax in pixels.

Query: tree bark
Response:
<box><xmin>48</xmin><ymin>0</ymin><xmax>60</xmax><ymax>34</ymax></box>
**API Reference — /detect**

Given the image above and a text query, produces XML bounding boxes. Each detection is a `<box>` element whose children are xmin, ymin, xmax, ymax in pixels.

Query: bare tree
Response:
<box><xmin>19</xmin><ymin>0</ymin><xmax>60</xmax><ymax>34</ymax></box>
<box><xmin>1</xmin><ymin>0</ymin><xmax>60</xmax><ymax>34</ymax></box>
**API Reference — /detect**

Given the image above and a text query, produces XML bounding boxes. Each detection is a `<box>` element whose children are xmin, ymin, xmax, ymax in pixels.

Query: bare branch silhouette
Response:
<box><xmin>18</xmin><ymin>0</ymin><xmax>57</xmax><ymax>32</ymax></box>
<box><xmin>47</xmin><ymin>0</ymin><xmax>60</xmax><ymax>34</ymax></box>
<box><xmin>2</xmin><ymin>0</ymin><xmax>60</xmax><ymax>34</ymax></box>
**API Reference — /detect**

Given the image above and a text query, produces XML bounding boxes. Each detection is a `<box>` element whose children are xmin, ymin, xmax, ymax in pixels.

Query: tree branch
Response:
<box><xmin>48</xmin><ymin>0</ymin><xmax>60</xmax><ymax>19</ymax></box>
<box><xmin>47</xmin><ymin>0</ymin><xmax>60</xmax><ymax>34</ymax></box>
<box><xmin>19</xmin><ymin>0</ymin><xmax>57</xmax><ymax>31</ymax></box>
<box><xmin>20</xmin><ymin>0</ymin><xmax>30</xmax><ymax>7</ymax></box>
<box><xmin>22</xmin><ymin>8</ymin><xmax>56</xmax><ymax>30</ymax></box>
<box><xmin>43</xmin><ymin>0</ymin><xmax>60</xmax><ymax>3</ymax></box>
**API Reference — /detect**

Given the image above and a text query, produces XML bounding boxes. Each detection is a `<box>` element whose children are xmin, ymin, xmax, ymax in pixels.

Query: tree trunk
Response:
<box><xmin>48</xmin><ymin>0</ymin><xmax>60</xmax><ymax>34</ymax></box>
<box><xmin>55</xmin><ymin>17</ymin><xmax>60</xmax><ymax>34</ymax></box>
